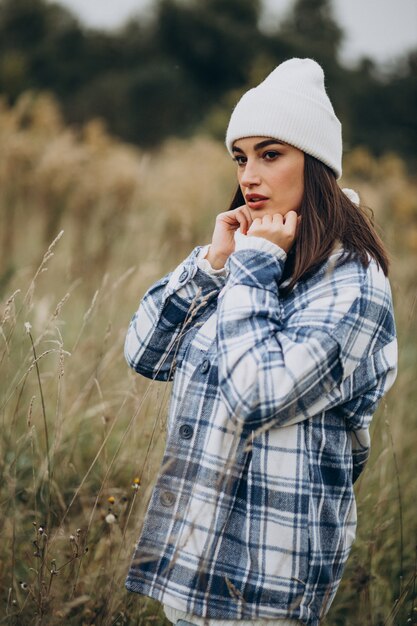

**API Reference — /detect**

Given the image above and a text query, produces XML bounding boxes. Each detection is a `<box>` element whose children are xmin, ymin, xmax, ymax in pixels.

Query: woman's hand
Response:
<box><xmin>247</xmin><ymin>210</ymin><xmax>300</xmax><ymax>253</ymax></box>
<box><xmin>205</xmin><ymin>205</ymin><xmax>253</xmax><ymax>269</ymax></box>
<box><xmin>205</xmin><ymin>206</ymin><xmax>301</xmax><ymax>268</ymax></box>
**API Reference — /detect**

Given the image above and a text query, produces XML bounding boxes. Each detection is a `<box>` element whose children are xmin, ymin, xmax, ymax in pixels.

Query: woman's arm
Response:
<box><xmin>124</xmin><ymin>202</ymin><xmax>254</xmax><ymax>383</ymax></box>
<box><xmin>125</xmin><ymin>245</ymin><xmax>227</xmax><ymax>381</ymax></box>
<box><xmin>217</xmin><ymin>244</ymin><xmax>397</xmax><ymax>429</ymax></box>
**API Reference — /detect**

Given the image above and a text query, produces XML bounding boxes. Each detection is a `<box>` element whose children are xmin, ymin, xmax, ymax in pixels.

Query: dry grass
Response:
<box><xmin>0</xmin><ymin>92</ymin><xmax>416</xmax><ymax>625</ymax></box>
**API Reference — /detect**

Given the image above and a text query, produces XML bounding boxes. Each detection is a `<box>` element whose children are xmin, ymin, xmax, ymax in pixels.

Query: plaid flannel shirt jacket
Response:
<box><xmin>124</xmin><ymin>234</ymin><xmax>397</xmax><ymax>626</ymax></box>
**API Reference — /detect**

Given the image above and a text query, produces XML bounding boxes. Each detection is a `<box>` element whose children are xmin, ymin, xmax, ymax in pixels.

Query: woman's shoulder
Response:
<box><xmin>285</xmin><ymin>242</ymin><xmax>393</xmax><ymax>315</ymax></box>
<box><xmin>316</xmin><ymin>240</ymin><xmax>389</xmax><ymax>291</ymax></box>
<box><xmin>280</xmin><ymin>246</ymin><xmax>395</xmax><ymax>351</ymax></box>
<box><xmin>334</xmin><ymin>243</ymin><xmax>392</xmax><ymax>298</ymax></box>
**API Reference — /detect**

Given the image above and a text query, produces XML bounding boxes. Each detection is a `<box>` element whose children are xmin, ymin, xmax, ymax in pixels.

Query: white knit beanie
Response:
<box><xmin>225</xmin><ymin>58</ymin><xmax>343</xmax><ymax>179</ymax></box>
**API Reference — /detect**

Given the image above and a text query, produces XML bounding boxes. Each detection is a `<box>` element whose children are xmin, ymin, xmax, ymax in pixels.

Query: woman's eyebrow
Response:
<box><xmin>254</xmin><ymin>139</ymin><xmax>285</xmax><ymax>150</ymax></box>
<box><xmin>232</xmin><ymin>139</ymin><xmax>286</xmax><ymax>153</ymax></box>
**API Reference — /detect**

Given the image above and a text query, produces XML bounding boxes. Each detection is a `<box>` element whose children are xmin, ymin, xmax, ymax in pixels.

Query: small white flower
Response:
<box><xmin>24</xmin><ymin>322</ymin><xmax>32</xmax><ymax>334</ymax></box>
<box><xmin>105</xmin><ymin>513</ymin><xmax>116</xmax><ymax>524</ymax></box>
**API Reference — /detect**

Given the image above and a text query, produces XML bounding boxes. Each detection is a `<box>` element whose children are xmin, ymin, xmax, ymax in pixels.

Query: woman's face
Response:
<box><xmin>232</xmin><ymin>136</ymin><xmax>305</xmax><ymax>218</ymax></box>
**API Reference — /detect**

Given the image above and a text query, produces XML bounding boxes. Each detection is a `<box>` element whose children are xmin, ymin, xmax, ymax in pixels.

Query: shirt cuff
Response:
<box><xmin>233</xmin><ymin>229</ymin><xmax>287</xmax><ymax>261</ymax></box>
<box><xmin>196</xmin><ymin>244</ymin><xmax>228</xmax><ymax>277</ymax></box>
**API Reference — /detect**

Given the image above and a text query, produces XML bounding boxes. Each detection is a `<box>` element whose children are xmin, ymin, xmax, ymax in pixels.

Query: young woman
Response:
<box><xmin>124</xmin><ymin>59</ymin><xmax>398</xmax><ymax>626</ymax></box>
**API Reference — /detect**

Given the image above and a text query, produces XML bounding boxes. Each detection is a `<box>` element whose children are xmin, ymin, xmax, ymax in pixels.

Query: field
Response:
<box><xmin>1</xmin><ymin>92</ymin><xmax>416</xmax><ymax>625</ymax></box>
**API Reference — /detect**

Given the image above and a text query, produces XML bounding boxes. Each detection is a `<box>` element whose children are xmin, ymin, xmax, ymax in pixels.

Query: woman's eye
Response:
<box><xmin>234</xmin><ymin>156</ymin><xmax>247</xmax><ymax>166</ymax></box>
<box><xmin>263</xmin><ymin>151</ymin><xmax>280</xmax><ymax>160</ymax></box>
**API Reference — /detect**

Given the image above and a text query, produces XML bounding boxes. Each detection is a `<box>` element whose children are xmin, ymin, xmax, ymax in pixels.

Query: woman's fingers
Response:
<box><xmin>247</xmin><ymin>210</ymin><xmax>300</xmax><ymax>252</ymax></box>
<box><xmin>216</xmin><ymin>206</ymin><xmax>252</xmax><ymax>231</ymax></box>
<box><xmin>235</xmin><ymin>211</ymin><xmax>249</xmax><ymax>234</ymax></box>
<box><xmin>233</xmin><ymin>205</ymin><xmax>253</xmax><ymax>234</ymax></box>
<box><xmin>282</xmin><ymin>210</ymin><xmax>298</xmax><ymax>233</ymax></box>
<box><xmin>210</xmin><ymin>207</ymin><xmax>300</xmax><ymax>258</ymax></box>
<box><xmin>208</xmin><ymin>204</ymin><xmax>254</xmax><ymax>262</ymax></box>
<box><xmin>296</xmin><ymin>214</ymin><xmax>302</xmax><ymax>235</ymax></box>
<box><xmin>237</xmin><ymin>204</ymin><xmax>253</xmax><ymax>222</ymax></box>
<box><xmin>247</xmin><ymin>217</ymin><xmax>261</xmax><ymax>234</ymax></box>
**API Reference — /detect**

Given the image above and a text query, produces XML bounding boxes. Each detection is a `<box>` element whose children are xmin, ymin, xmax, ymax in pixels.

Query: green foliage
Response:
<box><xmin>280</xmin><ymin>0</ymin><xmax>343</xmax><ymax>64</ymax></box>
<box><xmin>155</xmin><ymin>0</ymin><xmax>263</xmax><ymax>91</ymax></box>
<box><xmin>0</xmin><ymin>0</ymin><xmax>416</xmax><ymax>158</ymax></box>
<box><xmin>346</xmin><ymin>53</ymin><xmax>417</xmax><ymax>158</ymax></box>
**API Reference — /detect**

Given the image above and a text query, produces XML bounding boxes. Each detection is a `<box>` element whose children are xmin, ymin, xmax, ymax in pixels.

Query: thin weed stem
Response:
<box><xmin>409</xmin><ymin>541</ymin><xmax>417</xmax><ymax>623</ymax></box>
<box><xmin>27</xmin><ymin>330</ymin><xmax>52</xmax><ymax>524</ymax></box>
<box><xmin>384</xmin><ymin>571</ymin><xmax>416</xmax><ymax>625</ymax></box>
<box><xmin>0</xmin><ymin>231</ymin><xmax>64</xmax><ymax>367</ymax></box>
<box><xmin>386</xmin><ymin>418</ymin><xmax>404</xmax><ymax>594</ymax></box>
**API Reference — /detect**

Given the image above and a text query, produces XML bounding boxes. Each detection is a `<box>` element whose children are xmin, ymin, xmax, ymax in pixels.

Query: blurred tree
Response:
<box><xmin>127</xmin><ymin>61</ymin><xmax>204</xmax><ymax>146</ymax></box>
<box><xmin>0</xmin><ymin>0</ymin><xmax>415</xmax><ymax>162</ymax></box>
<box><xmin>0</xmin><ymin>0</ymin><xmax>93</xmax><ymax>100</ymax></box>
<box><xmin>154</xmin><ymin>0</ymin><xmax>264</xmax><ymax>95</ymax></box>
<box><xmin>106</xmin><ymin>0</ymin><xmax>270</xmax><ymax>144</ymax></box>
<box><xmin>279</xmin><ymin>0</ymin><xmax>343</xmax><ymax>65</ymax></box>
<box><xmin>0</xmin><ymin>0</ymin><xmax>48</xmax><ymax>51</ymax></box>
<box><xmin>347</xmin><ymin>51</ymin><xmax>417</xmax><ymax>159</ymax></box>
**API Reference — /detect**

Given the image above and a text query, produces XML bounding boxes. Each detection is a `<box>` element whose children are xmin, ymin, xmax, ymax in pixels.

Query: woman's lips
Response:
<box><xmin>245</xmin><ymin>194</ymin><xmax>268</xmax><ymax>209</ymax></box>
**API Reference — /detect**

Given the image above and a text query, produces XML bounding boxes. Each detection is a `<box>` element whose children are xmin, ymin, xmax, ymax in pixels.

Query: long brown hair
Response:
<box><xmin>228</xmin><ymin>154</ymin><xmax>389</xmax><ymax>293</ymax></box>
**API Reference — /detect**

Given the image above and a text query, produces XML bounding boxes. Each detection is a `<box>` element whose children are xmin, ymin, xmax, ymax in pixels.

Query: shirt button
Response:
<box><xmin>179</xmin><ymin>269</ymin><xmax>189</xmax><ymax>282</ymax></box>
<box><xmin>200</xmin><ymin>359</ymin><xmax>210</xmax><ymax>374</ymax></box>
<box><xmin>179</xmin><ymin>424</ymin><xmax>194</xmax><ymax>440</ymax></box>
<box><xmin>160</xmin><ymin>490</ymin><xmax>175</xmax><ymax>507</ymax></box>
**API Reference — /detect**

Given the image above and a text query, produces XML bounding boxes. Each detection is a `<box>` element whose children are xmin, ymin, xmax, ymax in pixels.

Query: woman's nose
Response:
<box><xmin>240</xmin><ymin>159</ymin><xmax>261</xmax><ymax>186</ymax></box>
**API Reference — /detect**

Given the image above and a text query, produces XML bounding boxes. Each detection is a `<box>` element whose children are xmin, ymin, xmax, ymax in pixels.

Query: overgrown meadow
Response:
<box><xmin>1</xmin><ymin>93</ymin><xmax>416</xmax><ymax>625</ymax></box>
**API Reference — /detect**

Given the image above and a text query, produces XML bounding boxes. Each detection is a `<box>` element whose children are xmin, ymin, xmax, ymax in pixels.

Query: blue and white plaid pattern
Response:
<box><xmin>124</xmin><ymin>243</ymin><xmax>397</xmax><ymax>626</ymax></box>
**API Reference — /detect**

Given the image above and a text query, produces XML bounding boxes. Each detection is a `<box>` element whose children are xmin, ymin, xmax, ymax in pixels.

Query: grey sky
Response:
<box><xmin>49</xmin><ymin>0</ymin><xmax>417</xmax><ymax>67</ymax></box>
